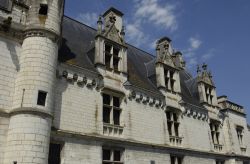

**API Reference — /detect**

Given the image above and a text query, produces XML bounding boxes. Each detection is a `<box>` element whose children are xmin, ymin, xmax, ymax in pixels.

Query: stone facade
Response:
<box><xmin>0</xmin><ymin>1</ymin><xmax>249</xmax><ymax>164</ymax></box>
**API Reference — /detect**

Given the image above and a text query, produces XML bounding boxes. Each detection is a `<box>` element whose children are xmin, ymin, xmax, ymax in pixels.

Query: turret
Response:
<box><xmin>197</xmin><ymin>63</ymin><xmax>218</xmax><ymax>106</ymax></box>
<box><xmin>4</xmin><ymin>0</ymin><xmax>64</xmax><ymax>163</ymax></box>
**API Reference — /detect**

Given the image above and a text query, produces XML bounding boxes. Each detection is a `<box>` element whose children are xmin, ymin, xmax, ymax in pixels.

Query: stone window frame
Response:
<box><xmin>164</xmin><ymin>66</ymin><xmax>176</xmax><ymax>93</ymax></box>
<box><xmin>204</xmin><ymin>85</ymin><xmax>214</xmax><ymax>105</ymax></box>
<box><xmin>215</xmin><ymin>159</ymin><xmax>225</xmax><ymax>164</ymax></box>
<box><xmin>102</xmin><ymin>146</ymin><xmax>124</xmax><ymax>164</ymax></box>
<box><xmin>166</xmin><ymin>110</ymin><xmax>180</xmax><ymax>137</ymax></box>
<box><xmin>104</xmin><ymin>42</ymin><xmax>121</xmax><ymax>73</ymax></box>
<box><xmin>209</xmin><ymin>119</ymin><xmax>221</xmax><ymax>146</ymax></box>
<box><xmin>170</xmin><ymin>154</ymin><xmax>184</xmax><ymax>164</ymax></box>
<box><xmin>102</xmin><ymin>92</ymin><xmax>123</xmax><ymax>126</ymax></box>
<box><xmin>236</xmin><ymin>125</ymin><xmax>244</xmax><ymax>146</ymax></box>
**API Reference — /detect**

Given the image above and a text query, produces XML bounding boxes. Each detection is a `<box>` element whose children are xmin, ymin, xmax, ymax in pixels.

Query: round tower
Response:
<box><xmin>4</xmin><ymin>0</ymin><xmax>64</xmax><ymax>163</ymax></box>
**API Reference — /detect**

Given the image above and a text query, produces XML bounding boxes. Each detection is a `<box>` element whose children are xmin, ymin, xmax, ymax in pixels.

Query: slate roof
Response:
<box><xmin>59</xmin><ymin>16</ymin><xmax>203</xmax><ymax>108</ymax></box>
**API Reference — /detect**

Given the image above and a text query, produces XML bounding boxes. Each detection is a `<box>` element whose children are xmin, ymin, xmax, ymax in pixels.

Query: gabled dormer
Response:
<box><xmin>197</xmin><ymin>63</ymin><xmax>218</xmax><ymax>106</ymax></box>
<box><xmin>155</xmin><ymin>37</ymin><xmax>181</xmax><ymax>94</ymax></box>
<box><xmin>94</xmin><ymin>7</ymin><xmax>127</xmax><ymax>75</ymax></box>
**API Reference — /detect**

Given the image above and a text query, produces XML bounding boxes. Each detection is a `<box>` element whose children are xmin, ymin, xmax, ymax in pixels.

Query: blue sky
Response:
<box><xmin>64</xmin><ymin>0</ymin><xmax>250</xmax><ymax>123</ymax></box>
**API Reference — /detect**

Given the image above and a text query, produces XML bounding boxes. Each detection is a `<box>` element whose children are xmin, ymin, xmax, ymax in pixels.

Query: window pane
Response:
<box><xmin>103</xmin><ymin>149</ymin><xmax>111</xmax><ymax>160</ymax></box>
<box><xmin>105</xmin><ymin>54</ymin><xmax>111</xmax><ymax>68</ymax></box>
<box><xmin>105</xmin><ymin>44</ymin><xmax>112</xmax><ymax>53</ymax></box>
<box><xmin>103</xmin><ymin>94</ymin><xmax>111</xmax><ymax>105</ymax></box>
<box><xmin>113</xmin><ymin>96</ymin><xmax>120</xmax><ymax>107</ymax></box>
<box><xmin>103</xmin><ymin>107</ymin><xmax>111</xmax><ymax>123</ymax></box>
<box><xmin>113</xmin><ymin>57</ymin><xmax>119</xmax><ymax>71</ymax></box>
<box><xmin>174</xmin><ymin>123</ymin><xmax>179</xmax><ymax>137</ymax></box>
<box><xmin>37</xmin><ymin>91</ymin><xmax>47</xmax><ymax>106</ymax></box>
<box><xmin>170</xmin><ymin>156</ymin><xmax>175</xmax><ymax>164</ymax></box>
<box><xmin>113</xmin><ymin>47</ymin><xmax>119</xmax><ymax>56</ymax></box>
<box><xmin>173</xmin><ymin>113</ymin><xmax>178</xmax><ymax>122</ymax></box>
<box><xmin>113</xmin><ymin>150</ymin><xmax>121</xmax><ymax>161</ymax></box>
<box><xmin>167</xmin><ymin>122</ymin><xmax>172</xmax><ymax>136</ymax></box>
<box><xmin>177</xmin><ymin>157</ymin><xmax>182</xmax><ymax>164</ymax></box>
<box><xmin>166</xmin><ymin>112</ymin><xmax>171</xmax><ymax>120</ymax></box>
<box><xmin>113</xmin><ymin>109</ymin><xmax>120</xmax><ymax>125</ymax></box>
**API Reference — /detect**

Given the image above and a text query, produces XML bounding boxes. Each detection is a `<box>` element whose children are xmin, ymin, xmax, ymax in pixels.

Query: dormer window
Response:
<box><xmin>104</xmin><ymin>43</ymin><xmax>121</xmax><ymax>72</ymax></box>
<box><xmin>236</xmin><ymin>126</ymin><xmax>244</xmax><ymax>145</ymax></box>
<box><xmin>164</xmin><ymin>68</ymin><xmax>175</xmax><ymax>92</ymax></box>
<box><xmin>205</xmin><ymin>85</ymin><xmax>213</xmax><ymax>105</ymax></box>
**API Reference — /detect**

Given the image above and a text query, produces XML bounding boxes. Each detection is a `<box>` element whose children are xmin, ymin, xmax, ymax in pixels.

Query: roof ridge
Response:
<box><xmin>63</xmin><ymin>15</ymin><xmax>156</xmax><ymax>59</ymax></box>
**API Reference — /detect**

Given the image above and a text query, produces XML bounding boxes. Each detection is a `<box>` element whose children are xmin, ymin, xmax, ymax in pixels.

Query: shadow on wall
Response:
<box><xmin>52</xmin><ymin>77</ymin><xmax>68</xmax><ymax>129</ymax></box>
<box><xmin>5</xmin><ymin>39</ymin><xmax>20</xmax><ymax>71</ymax></box>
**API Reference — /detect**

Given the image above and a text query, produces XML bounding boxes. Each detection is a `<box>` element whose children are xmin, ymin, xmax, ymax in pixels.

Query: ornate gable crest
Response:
<box><xmin>197</xmin><ymin>63</ymin><xmax>214</xmax><ymax>86</ymax></box>
<box><xmin>103</xmin><ymin>23</ymin><xmax>122</xmax><ymax>44</ymax></box>
<box><xmin>102</xmin><ymin>14</ymin><xmax>123</xmax><ymax>44</ymax></box>
<box><xmin>156</xmin><ymin>38</ymin><xmax>175</xmax><ymax>68</ymax></box>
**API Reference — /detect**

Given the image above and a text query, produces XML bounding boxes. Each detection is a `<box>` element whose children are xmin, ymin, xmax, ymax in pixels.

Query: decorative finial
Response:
<box><xmin>208</xmin><ymin>71</ymin><xmax>212</xmax><ymax>78</ymax></box>
<box><xmin>97</xmin><ymin>15</ymin><xmax>103</xmax><ymax>34</ymax></box>
<box><xmin>97</xmin><ymin>15</ymin><xmax>102</xmax><ymax>24</ymax></box>
<box><xmin>202</xmin><ymin>63</ymin><xmax>207</xmax><ymax>71</ymax></box>
<box><xmin>197</xmin><ymin>65</ymin><xmax>201</xmax><ymax>73</ymax></box>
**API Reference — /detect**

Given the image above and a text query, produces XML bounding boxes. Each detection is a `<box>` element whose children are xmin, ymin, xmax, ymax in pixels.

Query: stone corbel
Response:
<box><xmin>66</xmin><ymin>72</ymin><xmax>74</xmax><ymax>82</ymax></box>
<box><xmin>128</xmin><ymin>90</ymin><xmax>136</xmax><ymax>100</ymax></box>
<box><xmin>77</xmin><ymin>76</ymin><xmax>87</xmax><ymax>86</ymax></box>
<box><xmin>149</xmin><ymin>98</ymin><xmax>156</xmax><ymax>106</ymax></box>
<box><xmin>142</xmin><ymin>96</ymin><xmax>149</xmax><ymax>104</ymax></box>
<box><xmin>135</xmin><ymin>94</ymin><xmax>143</xmax><ymax>102</ymax></box>
<box><xmin>86</xmin><ymin>79</ymin><xmax>96</xmax><ymax>88</ymax></box>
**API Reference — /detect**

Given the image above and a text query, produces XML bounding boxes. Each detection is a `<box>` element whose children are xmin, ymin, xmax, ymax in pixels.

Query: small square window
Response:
<box><xmin>37</xmin><ymin>90</ymin><xmax>47</xmax><ymax>106</ymax></box>
<box><xmin>39</xmin><ymin>4</ymin><xmax>48</xmax><ymax>16</ymax></box>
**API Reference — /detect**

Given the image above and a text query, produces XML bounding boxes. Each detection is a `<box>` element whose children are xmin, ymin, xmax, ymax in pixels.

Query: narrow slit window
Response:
<box><xmin>103</xmin><ymin>107</ymin><xmax>111</xmax><ymax>123</ymax></box>
<box><xmin>39</xmin><ymin>4</ymin><xmax>48</xmax><ymax>16</ymax></box>
<box><xmin>113</xmin><ymin>109</ymin><xmax>120</xmax><ymax>125</ymax></box>
<box><xmin>102</xmin><ymin>149</ymin><xmax>111</xmax><ymax>161</ymax></box>
<box><xmin>37</xmin><ymin>90</ymin><xmax>47</xmax><ymax>106</ymax></box>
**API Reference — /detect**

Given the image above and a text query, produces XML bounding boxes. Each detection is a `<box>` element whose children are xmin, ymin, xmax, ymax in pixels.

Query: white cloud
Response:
<box><xmin>76</xmin><ymin>12</ymin><xmax>98</xmax><ymax>27</ymax></box>
<box><xmin>189</xmin><ymin>37</ymin><xmax>202</xmax><ymax>50</ymax></box>
<box><xmin>201</xmin><ymin>49</ymin><xmax>215</xmax><ymax>61</ymax></box>
<box><xmin>186</xmin><ymin>58</ymin><xmax>198</xmax><ymax>69</ymax></box>
<box><xmin>126</xmin><ymin>22</ymin><xmax>148</xmax><ymax>47</ymax></box>
<box><xmin>150</xmin><ymin>39</ymin><xmax>158</xmax><ymax>50</ymax></box>
<box><xmin>134</xmin><ymin>0</ymin><xmax>178</xmax><ymax>31</ymax></box>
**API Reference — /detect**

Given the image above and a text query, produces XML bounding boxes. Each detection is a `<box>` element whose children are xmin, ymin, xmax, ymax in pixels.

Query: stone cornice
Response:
<box><xmin>24</xmin><ymin>28</ymin><xmax>60</xmax><ymax>42</ymax></box>
<box><xmin>0</xmin><ymin>107</ymin><xmax>53</xmax><ymax>118</ymax></box>
<box><xmin>10</xmin><ymin>107</ymin><xmax>53</xmax><ymax>118</ymax></box>
<box><xmin>52</xmin><ymin>129</ymin><xmax>250</xmax><ymax>160</ymax></box>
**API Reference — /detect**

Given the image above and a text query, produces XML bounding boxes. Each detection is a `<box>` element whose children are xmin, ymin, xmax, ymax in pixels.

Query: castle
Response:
<box><xmin>0</xmin><ymin>1</ymin><xmax>249</xmax><ymax>164</ymax></box>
